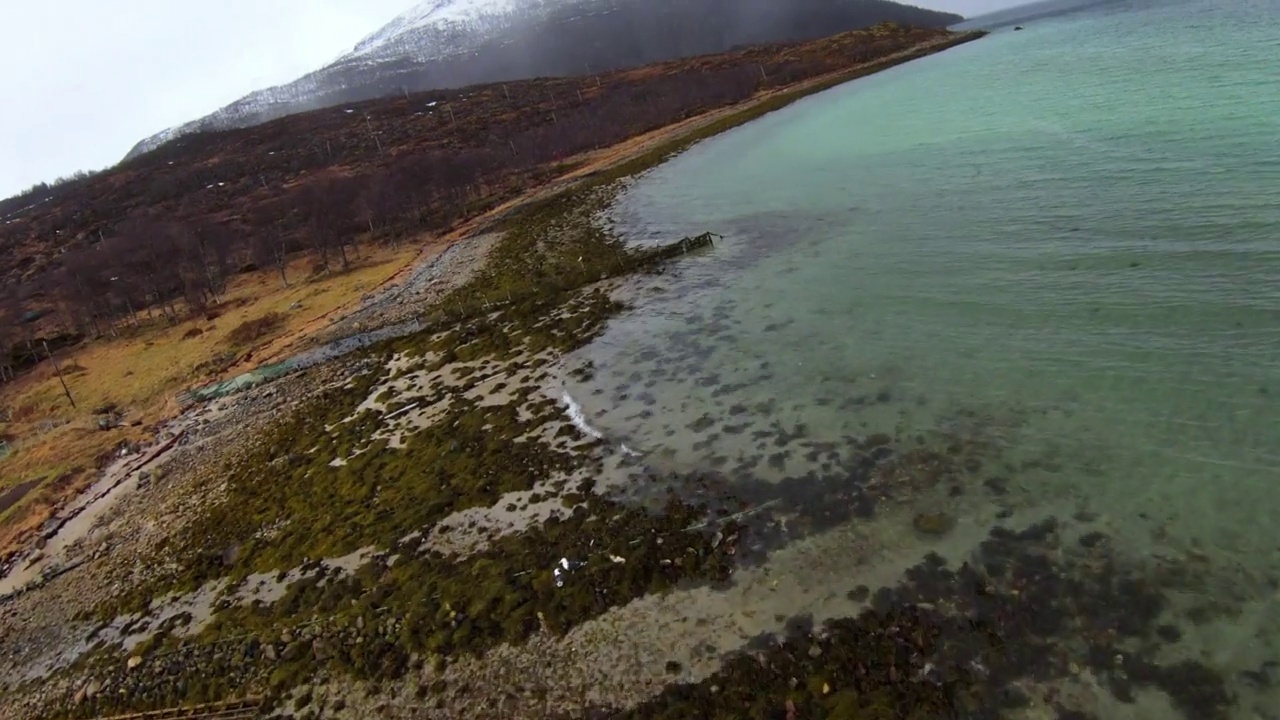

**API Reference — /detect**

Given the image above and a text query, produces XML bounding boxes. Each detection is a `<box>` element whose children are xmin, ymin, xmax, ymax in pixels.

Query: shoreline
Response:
<box><xmin>13</xmin><ymin>19</ymin><xmax>1275</xmax><ymax>720</ymax></box>
<box><xmin>0</xmin><ymin>28</ymin><xmax>983</xmax><ymax>564</ymax></box>
<box><xmin>0</xmin><ymin>29</ymin><xmax>1002</xmax><ymax>720</ymax></box>
<box><xmin>229</xmin><ymin>30</ymin><xmax>987</xmax><ymax>373</ymax></box>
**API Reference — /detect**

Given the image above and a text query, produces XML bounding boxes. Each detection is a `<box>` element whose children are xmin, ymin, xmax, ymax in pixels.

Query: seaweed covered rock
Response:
<box><xmin>49</xmin><ymin>494</ymin><xmax>747</xmax><ymax>719</ymax></box>
<box><xmin>621</xmin><ymin>519</ymin><xmax>1233</xmax><ymax>720</ymax></box>
<box><xmin>912</xmin><ymin>511</ymin><xmax>955</xmax><ymax>536</ymax></box>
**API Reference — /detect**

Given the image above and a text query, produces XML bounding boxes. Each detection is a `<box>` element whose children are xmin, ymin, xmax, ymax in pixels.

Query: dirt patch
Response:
<box><xmin>0</xmin><ymin>480</ymin><xmax>40</xmax><ymax>516</ymax></box>
<box><xmin>224</xmin><ymin>312</ymin><xmax>285</xmax><ymax>347</ymax></box>
<box><xmin>316</xmin><ymin>232</ymin><xmax>502</xmax><ymax>343</ymax></box>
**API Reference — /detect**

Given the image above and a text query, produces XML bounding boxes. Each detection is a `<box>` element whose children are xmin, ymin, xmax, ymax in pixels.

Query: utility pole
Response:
<box><xmin>44</xmin><ymin>341</ymin><xmax>76</xmax><ymax>409</ymax></box>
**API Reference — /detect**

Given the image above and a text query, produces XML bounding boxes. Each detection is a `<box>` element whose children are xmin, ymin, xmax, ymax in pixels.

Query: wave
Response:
<box><xmin>560</xmin><ymin>391</ymin><xmax>641</xmax><ymax>456</ymax></box>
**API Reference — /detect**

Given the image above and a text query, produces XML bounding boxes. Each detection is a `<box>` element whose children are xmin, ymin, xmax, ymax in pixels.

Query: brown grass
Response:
<box><xmin>0</xmin><ymin>243</ymin><xmax>416</xmax><ymax>551</ymax></box>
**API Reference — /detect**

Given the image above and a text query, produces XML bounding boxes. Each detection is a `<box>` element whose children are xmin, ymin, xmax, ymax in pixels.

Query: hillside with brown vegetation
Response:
<box><xmin>0</xmin><ymin>24</ymin><xmax>949</xmax><ymax>364</ymax></box>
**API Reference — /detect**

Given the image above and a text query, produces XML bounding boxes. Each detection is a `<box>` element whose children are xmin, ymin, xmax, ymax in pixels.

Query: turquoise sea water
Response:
<box><xmin>566</xmin><ymin>0</ymin><xmax>1280</xmax><ymax>715</ymax></box>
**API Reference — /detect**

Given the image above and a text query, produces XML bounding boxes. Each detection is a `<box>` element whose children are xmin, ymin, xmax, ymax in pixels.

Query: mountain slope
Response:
<box><xmin>125</xmin><ymin>0</ymin><xmax>962</xmax><ymax>159</ymax></box>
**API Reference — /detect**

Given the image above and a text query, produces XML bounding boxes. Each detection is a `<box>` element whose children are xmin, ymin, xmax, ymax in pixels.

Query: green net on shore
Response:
<box><xmin>187</xmin><ymin>360</ymin><xmax>297</xmax><ymax>403</ymax></box>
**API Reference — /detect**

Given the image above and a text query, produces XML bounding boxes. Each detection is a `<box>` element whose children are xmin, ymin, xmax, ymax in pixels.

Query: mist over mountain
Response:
<box><xmin>954</xmin><ymin>0</ymin><xmax>1128</xmax><ymax>30</ymax></box>
<box><xmin>124</xmin><ymin>0</ymin><xmax>962</xmax><ymax>160</ymax></box>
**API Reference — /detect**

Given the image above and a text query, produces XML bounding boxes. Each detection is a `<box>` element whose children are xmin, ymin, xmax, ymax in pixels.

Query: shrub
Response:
<box><xmin>225</xmin><ymin>312</ymin><xmax>285</xmax><ymax>347</ymax></box>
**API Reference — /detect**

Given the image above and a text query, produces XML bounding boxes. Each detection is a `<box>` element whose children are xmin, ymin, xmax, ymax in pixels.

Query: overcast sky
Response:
<box><xmin>0</xmin><ymin>0</ymin><xmax>1014</xmax><ymax>199</ymax></box>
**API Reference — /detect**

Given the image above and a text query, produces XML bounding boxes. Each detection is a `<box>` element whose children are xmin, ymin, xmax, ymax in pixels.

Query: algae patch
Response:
<box><xmin>619</xmin><ymin>519</ymin><xmax>1233</xmax><ymax>720</ymax></box>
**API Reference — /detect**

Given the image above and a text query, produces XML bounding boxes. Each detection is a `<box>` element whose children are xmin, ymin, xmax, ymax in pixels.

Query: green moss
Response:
<box><xmin>911</xmin><ymin>511</ymin><xmax>955</xmax><ymax>536</ymax></box>
<box><xmin>55</xmin><ymin>495</ymin><xmax>742</xmax><ymax>718</ymax></box>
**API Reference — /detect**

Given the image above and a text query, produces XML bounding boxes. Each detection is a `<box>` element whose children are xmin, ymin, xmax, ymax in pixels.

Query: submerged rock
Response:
<box><xmin>619</xmin><ymin>518</ymin><xmax>1233</xmax><ymax>720</ymax></box>
<box><xmin>913</xmin><ymin>511</ymin><xmax>956</xmax><ymax>536</ymax></box>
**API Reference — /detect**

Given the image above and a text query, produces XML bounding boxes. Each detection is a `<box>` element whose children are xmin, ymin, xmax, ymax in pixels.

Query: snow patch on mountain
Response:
<box><xmin>349</xmin><ymin>0</ymin><xmax>525</xmax><ymax>58</ymax></box>
<box><xmin>338</xmin><ymin>0</ymin><xmax>562</xmax><ymax>66</ymax></box>
<box><xmin>125</xmin><ymin>0</ymin><xmax>553</xmax><ymax>159</ymax></box>
<box><xmin>121</xmin><ymin>0</ymin><xmax>965</xmax><ymax>162</ymax></box>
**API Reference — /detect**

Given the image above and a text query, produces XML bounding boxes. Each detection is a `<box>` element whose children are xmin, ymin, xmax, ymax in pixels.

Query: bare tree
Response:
<box><xmin>114</xmin><ymin>215</ymin><xmax>185</xmax><ymax>321</ymax></box>
<box><xmin>0</xmin><ymin>288</ymin><xmax>18</xmax><ymax>381</ymax></box>
<box><xmin>302</xmin><ymin>178</ymin><xmax>360</xmax><ymax>273</ymax></box>
<box><xmin>355</xmin><ymin>174</ymin><xmax>403</xmax><ymax>246</ymax></box>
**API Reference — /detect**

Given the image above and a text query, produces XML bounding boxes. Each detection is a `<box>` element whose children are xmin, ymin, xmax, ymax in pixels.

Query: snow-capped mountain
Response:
<box><xmin>346</xmin><ymin>0</ymin><xmax>525</xmax><ymax>60</ymax></box>
<box><xmin>123</xmin><ymin>0</ymin><xmax>564</xmax><ymax>159</ymax></box>
<box><xmin>124</xmin><ymin>0</ymin><xmax>963</xmax><ymax>160</ymax></box>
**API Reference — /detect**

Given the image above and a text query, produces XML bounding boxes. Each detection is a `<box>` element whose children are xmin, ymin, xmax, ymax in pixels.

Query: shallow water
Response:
<box><xmin>565</xmin><ymin>0</ymin><xmax>1280</xmax><ymax>715</ymax></box>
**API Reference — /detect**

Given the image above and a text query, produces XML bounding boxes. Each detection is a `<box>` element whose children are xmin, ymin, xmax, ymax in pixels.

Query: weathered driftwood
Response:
<box><xmin>630</xmin><ymin>231</ymin><xmax>719</xmax><ymax>268</ymax></box>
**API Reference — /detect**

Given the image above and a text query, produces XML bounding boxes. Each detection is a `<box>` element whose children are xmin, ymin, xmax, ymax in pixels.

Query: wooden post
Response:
<box><xmin>44</xmin><ymin>341</ymin><xmax>76</xmax><ymax>409</ymax></box>
<box><xmin>364</xmin><ymin>116</ymin><xmax>382</xmax><ymax>152</ymax></box>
